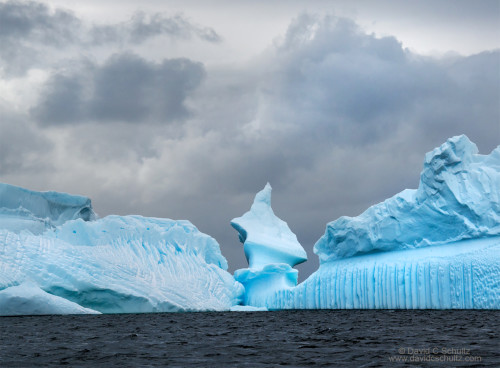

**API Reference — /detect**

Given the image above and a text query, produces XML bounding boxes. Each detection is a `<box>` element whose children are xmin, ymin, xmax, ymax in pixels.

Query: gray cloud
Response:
<box><xmin>252</xmin><ymin>14</ymin><xmax>499</xmax><ymax>160</ymax></box>
<box><xmin>32</xmin><ymin>53</ymin><xmax>205</xmax><ymax>125</ymax></box>
<box><xmin>0</xmin><ymin>1</ymin><xmax>80</xmax><ymax>75</ymax></box>
<box><xmin>91</xmin><ymin>11</ymin><xmax>221</xmax><ymax>45</ymax></box>
<box><xmin>0</xmin><ymin>1</ymin><xmax>220</xmax><ymax>76</ymax></box>
<box><xmin>0</xmin><ymin>104</ymin><xmax>51</xmax><ymax>176</ymax></box>
<box><xmin>0</xmin><ymin>1</ymin><xmax>80</xmax><ymax>43</ymax></box>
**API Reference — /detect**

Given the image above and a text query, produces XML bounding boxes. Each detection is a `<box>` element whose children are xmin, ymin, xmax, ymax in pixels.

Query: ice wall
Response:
<box><xmin>0</xmin><ymin>187</ymin><xmax>243</xmax><ymax>314</ymax></box>
<box><xmin>267</xmin><ymin>237</ymin><xmax>500</xmax><ymax>309</ymax></box>
<box><xmin>0</xmin><ymin>183</ymin><xmax>96</xmax><ymax>235</ymax></box>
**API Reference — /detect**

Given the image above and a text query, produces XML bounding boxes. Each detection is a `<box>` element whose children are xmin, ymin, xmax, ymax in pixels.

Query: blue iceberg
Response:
<box><xmin>315</xmin><ymin>135</ymin><xmax>500</xmax><ymax>262</ymax></box>
<box><xmin>0</xmin><ymin>283</ymin><xmax>101</xmax><ymax>315</ymax></box>
<box><xmin>257</xmin><ymin>135</ymin><xmax>500</xmax><ymax>309</ymax></box>
<box><xmin>231</xmin><ymin>183</ymin><xmax>307</xmax><ymax>268</ymax></box>
<box><xmin>231</xmin><ymin>183</ymin><xmax>307</xmax><ymax>307</ymax></box>
<box><xmin>0</xmin><ymin>184</ymin><xmax>243</xmax><ymax>314</ymax></box>
<box><xmin>0</xmin><ymin>183</ymin><xmax>96</xmax><ymax>235</ymax></box>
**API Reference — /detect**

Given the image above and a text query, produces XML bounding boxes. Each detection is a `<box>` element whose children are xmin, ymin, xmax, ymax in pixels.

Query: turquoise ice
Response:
<box><xmin>0</xmin><ymin>183</ymin><xmax>96</xmax><ymax>235</ymax></box>
<box><xmin>231</xmin><ymin>183</ymin><xmax>307</xmax><ymax>268</ymax></box>
<box><xmin>315</xmin><ymin>135</ymin><xmax>500</xmax><ymax>262</ymax></box>
<box><xmin>231</xmin><ymin>183</ymin><xmax>307</xmax><ymax>307</ymax></box>
<box><xmin>0</xmin><ymin>184</ymin><xmax>243</xmax><ymax>315</ymax></box>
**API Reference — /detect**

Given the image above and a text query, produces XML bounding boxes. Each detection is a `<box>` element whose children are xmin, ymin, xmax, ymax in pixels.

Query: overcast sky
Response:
<box><xmin>1</xmin><ymin>0</ymin><xmax>499</xmax><ymax>278</ymax></box>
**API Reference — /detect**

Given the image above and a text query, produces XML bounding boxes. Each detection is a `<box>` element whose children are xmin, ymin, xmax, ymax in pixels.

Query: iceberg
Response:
<box><xmin>315</xmin><ymin>135</ymin><xmax>500</xmax><ymax>262</ymax></box>
<box><xmin>260</xmin><ymin>135</ymin><xmax>500</xmax><ymax>309</ymax></box>
<box><xmin>0</xmin><ymin>283</ymin><xmax>100</xmax><ymax>315</ymax></box>
<box><xmin>0</xmin><ymin>183</ymin><xmax>96</xmax><ymax>235</ymax></box>
<box><xmin>231</xmin><ymin>183</ymin><xmax>307</xmax><ymax>268</ymax></box>
<box><xmin>231</xmin><ymin>183</ymin><xmax>307</xmax><ymax>307</ymax></box>
<box><xmin>234</xmin><ymin>263</ymin><xmax>299</xmax><ymax>307</ymax></box>
<box><xmin>0</xmin><ymin>186</ymin><xmax>243</xmax><ymax>314</ymax></box>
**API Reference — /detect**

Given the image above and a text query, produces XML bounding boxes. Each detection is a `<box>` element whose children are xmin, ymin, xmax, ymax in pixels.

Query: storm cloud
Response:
<box><xmin>0</xmin><ymin>1</ymin><xmax>220</xmax><ymax>76</ymax></box>
<box><xmin>258</xmin><ymin>14</ymin><xmax>499</xmax><ymax>150</ymax></box>
<box><xmin>0</xmin><ymin>103</ymin><xmax>51</xmax><ymax>177</ymax></box>
<box><xmin>32</xmin><ymin>53</ymin><xmax>205</xmax><ymax>125</ymax></box>
<box><xmin>90</xmin><ymin>11</ymin><xmax>221</xmax><ymax>45</ymax></box>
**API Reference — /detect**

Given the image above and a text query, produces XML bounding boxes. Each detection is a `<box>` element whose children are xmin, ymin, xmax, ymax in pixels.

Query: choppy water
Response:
<box><xmin>1</xmin><ymin>310</ymin><xmax>498</xmax><ymax>367</ymax></box>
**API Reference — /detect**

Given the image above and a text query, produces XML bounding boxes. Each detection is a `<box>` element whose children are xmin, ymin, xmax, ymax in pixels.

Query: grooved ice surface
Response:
<box><xmin>315</xmin><ymin>135</ymin><xmax>500</xmax><ymax>262</ymax></box>
<box><xmin>234</xmin><ymin>264</ymin><xmax>298</xmax><ymax>307</ymax></box>
<box><xmin>231</xmin><ymin>183</ymin><xmax>307</xmax><ymax>268</ymax></box>
<box><xmin>266</xmin><ymin>237</ymin><xmax>500</xmax><ymax>309</ymax></box>
<box><xmin>0</xmin><ymin>191</ymin><xmax>243</xmax><ymax>314</ymax></box>
<box><xmin>0</xmin><ymin>183</ymin><xmax>96</xmax><ymax>235</ymax></box>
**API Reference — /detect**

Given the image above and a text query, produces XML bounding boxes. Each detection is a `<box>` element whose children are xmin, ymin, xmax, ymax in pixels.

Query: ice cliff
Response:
<box><xmin>0</xmin><ymin>183</ymin><xmax>96</xmax><ymax>235</ymax></box>
<box><xmin>231</xmin><ymin>183</ymin><xmax>307</xmax><ymax>307</ymax></box>
<box><xmin>260</xmin><ymin>135</ymin><xmax>500</xmax><ymax>309</ymax></box>
<box><xmin>0</xmin><ymin>185</ymin><xmax>243</xmax><ymax>315</ymax></box>
<box><xmin>315</xmin><ymin>135</ymin><xmax>500</xmax><ymax>262</ymax></box>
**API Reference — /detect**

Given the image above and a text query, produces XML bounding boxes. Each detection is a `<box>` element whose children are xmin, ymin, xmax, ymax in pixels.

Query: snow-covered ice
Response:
<box><xmin>231</xmin><ymin>183</ymin><xmax>307</xmax><ymax>268</ymax></box>
<box><xmin>0</xmin><ymin>187</ymin><xmax>243</xmax><ymax>314</ymax></box>
<box><xmin>231</xmin><ymin>183</ymin><xmax>307</xmax><ymax>307</ymax></box>
<box><xmin>315</xmin><ymin>135</ymin><xmax>500</xmax><ymax>262</ymax></box>
<box><xmin>0</xmin><ymin>283</ymin><xmax>100</xmax><ymax>315</ymax></box>
<box><xmin>0</xmin><ymin>183</ymin><xmax>96</xmax><ymax>235</ymax></box>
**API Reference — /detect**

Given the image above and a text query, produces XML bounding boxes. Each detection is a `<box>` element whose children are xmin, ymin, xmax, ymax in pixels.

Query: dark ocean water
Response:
<box><xmin>0</xmin><ymin>310</ymin><xmax>498</xmax><ymax>367</ymax></box>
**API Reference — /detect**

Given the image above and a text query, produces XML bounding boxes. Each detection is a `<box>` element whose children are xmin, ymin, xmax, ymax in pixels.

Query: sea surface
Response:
<box><xmin>0</xmin><ymin>310</ymin><xmax>498</xmax><ymax>367</ymax></box>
